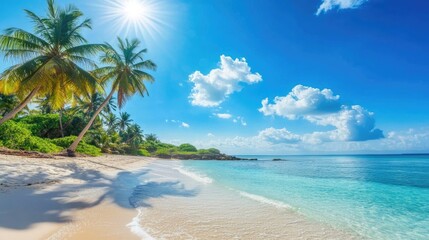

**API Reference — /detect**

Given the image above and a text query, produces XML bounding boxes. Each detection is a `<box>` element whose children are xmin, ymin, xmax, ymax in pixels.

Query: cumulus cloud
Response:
<box><xmin>305</xmin><ymin>105</ymin><xmax>384</xmax><ymax>141</ymax></box>
<box><xmin>187</xmin><ymin>127</ymin><xmax>428</xmax><ymax>155</ymax></box>
<box><xmin>181</xmin><ymin>122</ymin><xmax>190</xmax><ymax>128</ymax></box>
<box><xmin>189</xmin><ymin>55</ymin><xmax>262</xmax><ymax>107</ymax></box>
<box><xmin>259</xmin><ymin>85</ymin><xmax>341</xmax><ymax>119</ymax></box>
<box><xmin>260</xmin><ymin>85</ymin><xmax>384</xmax><ymax>142</ymax></box>
<box><xmin>316</xmin><ymin>0</ymin><xmax>368</xmax><ymax>15</ymax></box>
<box><xmin>258</xmin><ymin>128</ymin><xmax>301</xmax><ymax>144</ymax></box>
<box><xmin>214</xmin><ymin>113</ymin><xmax>233</xmax><ymax>119</ymax></box>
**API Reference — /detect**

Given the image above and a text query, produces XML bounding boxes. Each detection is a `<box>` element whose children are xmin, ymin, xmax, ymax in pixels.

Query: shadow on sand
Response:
<box><xmin>0</xmin><ymin>162</ymin><xmax>198</xmax><ymax>230</ymax></box>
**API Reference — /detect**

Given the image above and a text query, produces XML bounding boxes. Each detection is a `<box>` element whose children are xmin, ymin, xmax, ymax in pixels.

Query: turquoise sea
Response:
<box><xmin>180</xmin><ymin>155</ymin><xmax>429</xmax><ymax>240</ymax></box>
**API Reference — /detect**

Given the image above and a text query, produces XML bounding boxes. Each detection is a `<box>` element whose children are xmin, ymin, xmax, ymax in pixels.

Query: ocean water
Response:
<box><xmin>179</xmin><ymin>155</ymin><xmax>429</xmax><ymax>240</ymax></box>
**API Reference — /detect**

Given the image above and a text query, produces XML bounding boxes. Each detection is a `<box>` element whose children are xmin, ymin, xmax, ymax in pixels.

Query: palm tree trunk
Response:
<box><xmin>67</xmin><ymin>89</ymin><xmax>115</xmax><ymax>156</ymax></box>
<box><xmin>0</xmin><ymin>87</ymin><xmax>40</xmax><ymax>125</ymax></box>
<box><xmin>59</xmin><ymin>109</ymin><xmax>64</xmax><ymax>137</ymax></box>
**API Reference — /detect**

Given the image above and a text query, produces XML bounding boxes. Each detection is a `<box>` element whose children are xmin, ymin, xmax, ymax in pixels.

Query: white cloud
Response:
<box><xmin>304</xmin><ymin>105</ymin><xmax>384</xmax><ymax>141</ymax></box>
<box><xmin>258</xmin><ymin>128</ymin><xmax>301</xmax><ymax>144</ymax></box>
<box><xmin>166</xmin><ymin>119</ymin><xmax>190</xmax><ymax>128</ymax></box>
<box><xmin>207</xmin><ymin>133</ymin><xmax>215</xmax><ymax>137</ymax></box>
<box><xmin>214</xmin><ymin>113</ymin><xmax>233</xmax><ymax>119</ymax></box>
<box><xmin>316</xmin><ymin>0</ymin><xmax>368</xmax><ymax>15</ymax></box>
<box><xmin>191</xmin><ymin>127</ymin><xmax>429</xmax><ymax>155</ymax></box>
<box><xmin>260</xmin><ymin>85</ymin><xmax>384</xmax><ymax>142</ymax></box>
<box><xmin>214</xmin><ymin>113</ymin><xmax>248</xmax><ymax>126</ymax></box>
<box><xmin>259</xmin><ymin>85</ymin><xmax>341</xmax><ymax>119</ymax></box>
<box><xmin>189</xmin><ymin>55</ymin><xmax>262</xmax><ymax>107</ymax></box>
<box><xmin>238</xmin><ymin>117</ymin><xmax>247</xmax><ymax>126</ymax></box>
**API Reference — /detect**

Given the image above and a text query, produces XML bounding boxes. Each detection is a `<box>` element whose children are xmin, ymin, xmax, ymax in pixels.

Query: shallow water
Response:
<box><xmin>129</xmin><ymin>160</ymin><xmax>360</xmax><ymax>240</ymax></box>
<box><xmin>180</xmin><ymin>155</ymin><xmax>429</xmax><ymax>240</ymax></box>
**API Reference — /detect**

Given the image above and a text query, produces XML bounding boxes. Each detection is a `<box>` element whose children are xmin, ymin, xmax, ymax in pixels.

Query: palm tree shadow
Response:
<box><xmin>0</xmin><ymin>163</ymin><xmax>198</xmax><ymax>230</ymax></box>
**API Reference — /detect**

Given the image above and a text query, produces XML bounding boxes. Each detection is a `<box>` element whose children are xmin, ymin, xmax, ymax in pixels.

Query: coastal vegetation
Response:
<box><xmin>0</xmin><ymin>109</ymin><xmax>221</xmax><ymax>158</ymax></box>
<box><xmin>0</xmin><ymin>0</ymin><xmax>224</xmax><ymax>159</ymax></box>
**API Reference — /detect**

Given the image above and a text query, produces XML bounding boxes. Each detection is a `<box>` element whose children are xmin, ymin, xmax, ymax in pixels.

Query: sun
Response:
<box><xmin>99</xmin><ymin>0</ymin><xmax>171</xmax><ymax>41</ymax></box>
<box><xmin>120</xmin><ymin>0</ymin><xmax>147</xmax><ymax>21</ymax></box>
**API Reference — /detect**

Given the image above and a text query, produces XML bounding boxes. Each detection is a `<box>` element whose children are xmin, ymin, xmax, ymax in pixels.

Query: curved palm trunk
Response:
<box><xmin>67</xmin><ymin>89</ymin><xmax>115</xmax><ymax>157</ymax></box>
<box><xmin>59</xmin><ymin>109</ymin><xmax>64</xmax><ymax>137</ymax></box>
<box><xmin>0</xmin><ymin>87</ymin><xmax>40</xmax><ymax>125</ymax></box>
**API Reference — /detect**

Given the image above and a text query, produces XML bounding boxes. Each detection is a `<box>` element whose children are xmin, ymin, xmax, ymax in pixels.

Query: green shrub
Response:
<box><xmin>154</xmin><ymin>148</ymin><xmax>172</xmax><ymax>156</ymax></box>
<box><xmin>141</xmin><ymin>141</ymin><xmax>158</xmax><ymax>153</ymax></box>
<box><xmin>198</xmin><ymin>148</ymin><xmax>221</xmax><ymax>155</ymax></box>
<box><xmin>0</xmin><ymin>121</ymin><xmax>61</xmax><ymax>153</ymax></box>
<box><xmin>26</xmin><ymin>136</ymin><xmax>62</xmax><ymax>153</ymax></box>
<box><xmin>178</xmin><ymin>143</ymin><xmax>197</xmax><ymax>152</ymax></box>
<box><xmin>16</xmin><ymin>114</ymin><xmax>61</xmax><ymax>138</ymax></box>
<box><xmin>50</xmin><ymin>136</ymin><xmax>102</xmax><ymax>156</ymax></box>
<box><xmin>137</xmin><ymin>148</ymin><xmax>151</xmax><ymax>156</ymax></box>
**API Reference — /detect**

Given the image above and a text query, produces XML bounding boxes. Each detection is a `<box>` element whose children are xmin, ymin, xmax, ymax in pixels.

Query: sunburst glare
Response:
<box><xmin>98</xmin><ymin>0</ymin><xmax>172</xmax><ymax>42</ymax></box>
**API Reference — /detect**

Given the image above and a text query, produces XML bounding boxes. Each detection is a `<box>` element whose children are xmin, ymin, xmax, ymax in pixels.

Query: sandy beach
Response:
<box><xmin>0</xmin><ymin>154</ymin><xmax>361</xmax><ymax>240</ymax></box>
<box><xmin>0</xmin><ymin>154</ymin><xmax>152</xmax><ymax>240</ymax></box>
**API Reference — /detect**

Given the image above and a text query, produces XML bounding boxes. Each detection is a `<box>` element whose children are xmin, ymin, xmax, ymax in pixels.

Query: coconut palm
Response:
<box><xmin>67</xmin><ymin>37</ymin><xmax>156</xmax><ymax>156</ymax></box>
<box><xmin>34</xmin><ymin>95</ymin><xmax>53</xmax><ymax>114</ymax></box>
<box><xmin>34</xmin><ymin>94</ymin><xmax>67</xmax><ymax>137</ymax></box>
<box><xmin>73</xmin><ymin>92</ymin><xmax>116</xmax><ymax>119</ymax></box>
<box><xmin>122</xmin><ymin>123</ymin><xmax>144</xmax><ymax>148</ymax></box>
<box><xmin>104</xmin><ymin>112</ymin><xmax>119</xmax><ymax>133</ymax></box>
<box><xmin>0</xmin><ymin>0</ymin><xmax>104</xmax><ymax>124</ymax></box>
<box><xmin>118</xmin><ymin>112</ymin><xmax>132</xmax><ymax>132</ymax></box>
<box><xmin>145</xmin><ymin>133</ymin><xmax>160</xmax><ymax>143</ymax></box>
<box><xmin>0</xmin><ymin>94</ymin><xmax>20</xmax><ymax>117</ymax></box>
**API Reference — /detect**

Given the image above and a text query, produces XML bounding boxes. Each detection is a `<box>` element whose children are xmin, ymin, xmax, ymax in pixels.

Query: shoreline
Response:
<box><xmin>0</xmin><ymin>154</ymin><xmax>361</xmax><ymax>239</ymax></box>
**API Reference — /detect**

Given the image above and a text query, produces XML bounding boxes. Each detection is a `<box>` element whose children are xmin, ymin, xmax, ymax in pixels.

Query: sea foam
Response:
<box><xmin>174</xmin><ymin>167</ymin><xmax>213</xmax><ymax>184</ymax></box>
<box><xmin>127</xmin><ymin>208</ymin><xmax>156</xmax><ymax>240</ymax></box>
<box><xmin>238</xmin><ymin>191</ymin><xmax>292</xmax><ymax>209</ymax></box>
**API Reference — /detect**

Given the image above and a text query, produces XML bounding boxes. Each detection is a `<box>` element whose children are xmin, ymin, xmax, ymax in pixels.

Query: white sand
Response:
<box><xmin>0</xmin><ymin>154</ymin><xmax>153</xmax><ymax>240</ymax></box>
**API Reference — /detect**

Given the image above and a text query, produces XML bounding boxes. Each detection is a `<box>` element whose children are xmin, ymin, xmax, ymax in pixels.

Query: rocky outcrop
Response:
<box><xmin>156</xmin><ymin>153</ymin><xmax>257</xmax><ymax>160</ymax></box>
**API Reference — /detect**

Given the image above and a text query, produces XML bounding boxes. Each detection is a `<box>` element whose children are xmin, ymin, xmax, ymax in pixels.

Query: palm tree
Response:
<box><xmin>122</xmin><ymin>123</ymin><xmax>144</xmax><ymax>148</ymax></box>
<box><xmin>34</xmin><ymin>95</ymin><xmax>53</xmax><ymax>114</ymax></box>
<box><xmin>145</xmin><ymin>133</ymin><xmax>160</xmax><ymax>143</ymax></box>
<box><xmin>0</xmin><ymin>0</ymin><xmax>104</xmax><ymax>124</ymax></box>
<box><xmin>118</xmin><ymin>112</ymin><xmax>132</xmax><ymax>132</ymax></box>
<box><xmin>104</xmin><ymin>112</ymin><xmax>119</xmax><ymax>133</ymax></box>
<box><xmin>67</xmin><ymin>37</ymin><xmax>156</xmax><ymax>156</ymax></box>
<box><xmin>0</xmin><ymin>94</ymin><xmax>20</xmax><ymax>117</ymax></box>
<box><xmin>73</xmin><ymin>92</ymin><xmax>116</xmax><ymax>120</ymax></box>
<box><xmin>34</xmin><ymin>94</ymin><xmax>66</xmax><ymax>137</ymax></box>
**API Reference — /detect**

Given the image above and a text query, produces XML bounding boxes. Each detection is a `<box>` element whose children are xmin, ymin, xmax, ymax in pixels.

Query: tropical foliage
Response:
<box><xmin>0</xmin><ymin>0</ymin><xmax>103</xmax><ymax>124</ymax></box>
<box><xmin>67</xmin><ymin>37</ymin><xmax>156</xmax><ymax>156</ymax></box>
<box><xmin>0</xmin><ymin>0</ymin><xmax>222</xmax><ymax>158</ymax></box>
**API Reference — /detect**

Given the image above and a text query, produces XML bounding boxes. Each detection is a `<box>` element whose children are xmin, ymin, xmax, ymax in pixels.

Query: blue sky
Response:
<box><xmin>1</xmin><ymin>0</ymin><xmax>429</xmax><ymax>154</ymax></box>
